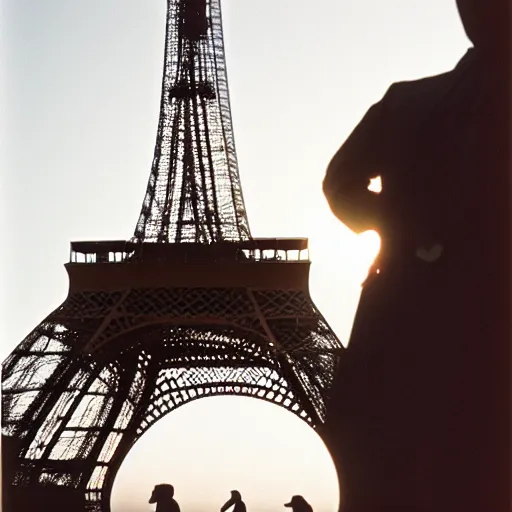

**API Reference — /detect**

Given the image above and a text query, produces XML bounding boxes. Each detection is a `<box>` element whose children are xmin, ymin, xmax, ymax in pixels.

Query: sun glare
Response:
<box><xmin>356</xmin><ymin>230</ymin><xmax>381</xmax><ymax>266</ymax></box>
<box><xmin>296</xmin><ymin>194</ymin><xmax>382</xmax><ymax>347</ymax></box>
<box><xmin>368</xmin><ymin>176</ymin><xmax>382</xmax><ymax>193</ymax></box>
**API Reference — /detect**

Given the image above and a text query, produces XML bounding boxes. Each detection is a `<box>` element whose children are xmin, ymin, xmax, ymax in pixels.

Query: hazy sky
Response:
<box><xmin>1</xmin><ymin>0</ymin><xmax>469</xmax><ymax>511</ymax></box>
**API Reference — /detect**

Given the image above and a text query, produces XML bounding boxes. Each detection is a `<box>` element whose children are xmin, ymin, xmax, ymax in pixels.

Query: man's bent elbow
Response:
<box><xmin>323</xmin><ymin>180</ymin><xmax>380</xmax><ymax>234</ymax></box>
<box><xmin>323</xmin><ymin>191</ymin><xmax>371</xmax><ymax>234</ymax></box>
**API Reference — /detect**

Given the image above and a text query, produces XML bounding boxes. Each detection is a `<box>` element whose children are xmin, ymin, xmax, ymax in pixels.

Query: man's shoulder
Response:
<box><xmin>383</xmin><ymin>51</ymin><xmax>474</xmax><ymax>111</ymax></box>
<box><xmin>385</xmin><ymin>71</ymin><xmax>457</xmax><ymax>111</ymax></box>
<box><xmin>392</xmin><ymin>70</ymin><xmax>455</xmax><ymax>94</ymax></box>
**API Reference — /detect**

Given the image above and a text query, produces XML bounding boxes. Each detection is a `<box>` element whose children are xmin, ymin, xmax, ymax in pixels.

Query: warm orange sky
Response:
<box><xmin>1</xmin><ymin>0</ymin><xmax>470</xmax><ymax>511</ymax></box>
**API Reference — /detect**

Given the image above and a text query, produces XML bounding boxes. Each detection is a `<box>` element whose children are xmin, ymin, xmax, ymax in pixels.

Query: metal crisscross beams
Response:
<box><xmin>134</xmin><ymin>350</ymin><xmax>310</xmax><ymax>438</ymax></box>
<box><xmin>51</xmin><ymin>288</ymin><xmax>340</xmax><ymax>363</ymax></box>
<box><xmin>2</xmin><ymin>284</ymin><xmax>341</xmax><ymax>455</ymax></box>
<box><xmin>133</xmin><ymin>0</ymin><xmax>250</xmax><ymax>243</ymax></box>
<box><xmin>1</xmin><ymin>286</ymin><xmax>342</xmax><ymax>511</ymax></box>
<box><xmin>46</xmin><ymin>287</ymin><xmax>341</xmax><ymax>422</ymax></box>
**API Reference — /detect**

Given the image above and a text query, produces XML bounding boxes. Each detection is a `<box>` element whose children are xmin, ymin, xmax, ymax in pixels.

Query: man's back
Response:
<box><xmin>322</xmin><ymin>40</ymin><xmax>510</xmax><ymax>512</ymax></box>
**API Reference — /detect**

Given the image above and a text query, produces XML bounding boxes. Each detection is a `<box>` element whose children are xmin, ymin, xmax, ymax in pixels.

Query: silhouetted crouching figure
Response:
<box><xmin>322</xmin><ymin>1</ymin><xmax>510</xmax><ymax>511</ymax></box>
<box><xmin>284</xmin><ymin>495</ymin><xmax>313</xmax><ymax>512</ymax></box>
<box><xmin>221</xmin><ymin>490</ymin><xmax>247</xmax><ymax>512</ymax></box>
<box><xmin>149</xmin><ymin>484</ymin><xmax>181</xmax><ymax>512</ymax></box>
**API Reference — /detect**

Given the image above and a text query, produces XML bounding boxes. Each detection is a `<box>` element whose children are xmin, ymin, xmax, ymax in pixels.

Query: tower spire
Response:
<box><xmin>133</xmin><ymin>0</ymin><xmax>250</xmax><ymax>244</ymax></box>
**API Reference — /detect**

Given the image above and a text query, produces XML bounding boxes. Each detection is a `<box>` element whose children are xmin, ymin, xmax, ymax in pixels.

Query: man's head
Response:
<box><xmin>285</xmin><ymin>495</ymin><xmax>311</xmax><ymax>511</ymax></box>
<box><xmin>149</xmin><ymin>484</ymin><xmax>175</xmax><ymax>504</ymax></box>
<box><xmin>231</xmin><ymin>490</ymin><xmax>242</xmax><ymax>502</ymax></box>
<box><xmin>221</xmin><ymin>490</ymin><xmax>243</xmax><ymax>512</ymax></box>
<box><xmin>456</xmin><ymin>0</ymin><xmax>509</xmax><ymax>51</ymax></box>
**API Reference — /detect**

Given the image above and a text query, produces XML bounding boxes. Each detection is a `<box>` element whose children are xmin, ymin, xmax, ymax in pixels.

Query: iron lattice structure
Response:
<box><xmin>2</xmin><ymin>1</ymin><xmax>343</xmax><ymax>512</ymax></box>
<box><xmin>133</xmin><ymin>0</ymin><xmax>250</xmax><ymax>243</ymax></box>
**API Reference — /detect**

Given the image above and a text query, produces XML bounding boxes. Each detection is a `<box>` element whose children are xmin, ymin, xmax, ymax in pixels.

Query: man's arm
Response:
<box><xmin>220</xmin><ymin>497</ymin><xmax>234</xmax><ymax>512</ymax></box>
<box><xmin>323</xmin><ymin>87</ymin><xmax>394</xmax><ymax>234</ymax></box>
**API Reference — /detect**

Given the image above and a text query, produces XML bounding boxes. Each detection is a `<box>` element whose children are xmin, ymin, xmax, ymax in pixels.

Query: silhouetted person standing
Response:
<box><xmin>149</xmin><ymin>484</ymin><xmax>181</xmax><ymax>512</ymax></box>
<box><xmin>284</xmin><ymin>495</ymin><xmax>313</xmax><ymax>512</ymax></box>
<box><xmin>221</xmin><ymin>490</ymin><xmax>247</xmax><ymax>512</ymax></box>
<box><xmin>322</xmin><ymin>1</ymin><xmax>510</xmax><ymax>511</ymax></box>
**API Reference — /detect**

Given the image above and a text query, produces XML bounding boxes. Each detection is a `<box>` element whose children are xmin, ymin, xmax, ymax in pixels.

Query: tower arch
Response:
<box><xmin>109</xmin><ymin>395</ymin><xmax>342</xmax><ymax>512</ymax></box>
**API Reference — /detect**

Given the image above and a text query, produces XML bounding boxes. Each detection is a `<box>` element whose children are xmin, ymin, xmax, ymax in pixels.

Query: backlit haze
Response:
<box><xmin>1</xmin><ymin>1</ymin><xmax>469</xmax><ymax>511</ymax></box>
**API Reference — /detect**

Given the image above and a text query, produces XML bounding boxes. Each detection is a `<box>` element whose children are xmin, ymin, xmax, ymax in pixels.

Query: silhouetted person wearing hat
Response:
<box><xmin>149</xmin><ymin>484</ymin><xmax>180</xmax><ymax>512</ymax></box>
<box><xmin>284</xmin><ymin>495</ymin><xmax>313</xmax><ymax>512</ymax></box>
<box><xmin>322</xmin><ymin>1</ymin><xmax>510</xmax><ymax>511</ymax></box>
<box><xmin>221</xmin><ymin>490</ymin><xmax>247</xmax><ymax>512</ymax></box>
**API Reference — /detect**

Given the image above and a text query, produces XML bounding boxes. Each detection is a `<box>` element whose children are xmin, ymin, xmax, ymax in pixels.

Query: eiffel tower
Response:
<box><xmin>2</xmin><ymin>1</ymin><xmax>343</xmax><ymax>511</ymax></box>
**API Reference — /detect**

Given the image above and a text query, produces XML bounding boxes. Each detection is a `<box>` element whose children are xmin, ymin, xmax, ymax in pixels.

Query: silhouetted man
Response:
<box><xmin>149</xmin><ymin>484</ymin><xmax>180</xmax><ymax>512</ymax></box>
<box><xmin>322</xmin><ymin>1</ymin><xmax>510</xmax><ymax>511</ymax></box>
<box><xmin>221</xmin><ymin>490</ymin><xmax>247</xmax><ymax>512</ymax></box>
<box><xmin>284</xmin><ymin>495</ymin><xmax>314</xmax><ymax>512</ymax></box>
